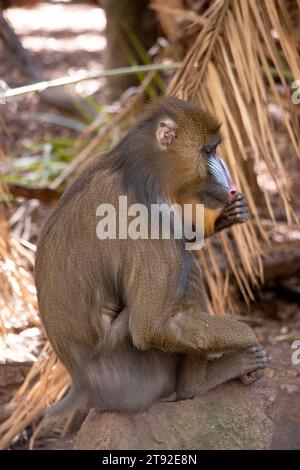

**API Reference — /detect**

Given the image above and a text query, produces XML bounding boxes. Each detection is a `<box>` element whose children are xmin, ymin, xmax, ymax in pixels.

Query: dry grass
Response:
<box><xmin>0</xmin><ymin>344</ymin><xmax>70</xmax><ymax>450</ymax></box>
<box><xmin>0</xmin><ymin>178</ymin><xmax>38</xmax><ymax>338</ymax></box>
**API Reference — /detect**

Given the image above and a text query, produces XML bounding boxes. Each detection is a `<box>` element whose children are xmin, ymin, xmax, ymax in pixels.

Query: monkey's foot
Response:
<box><xmin>215</xmin><ymin>192</ymin><xmax>249</xmax><ymax>232</ymax></box>
<box><xmin>176</xmin><ymin>346</ymin><xmax>270</xmax><ymax>399</ymax></box>
<box><xmin>235</xmin><ymin>346</ymin><xmax>270</xmax><ymax>384</ymax></box>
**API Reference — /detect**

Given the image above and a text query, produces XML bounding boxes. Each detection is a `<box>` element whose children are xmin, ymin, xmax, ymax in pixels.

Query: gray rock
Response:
<box><xmin>75</xmin><ymin>379</ymin><xmax>276</xmax><ymax>450</ymax></box>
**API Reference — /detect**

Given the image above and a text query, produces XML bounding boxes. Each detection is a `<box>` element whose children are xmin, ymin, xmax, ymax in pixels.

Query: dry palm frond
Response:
<box><xmin>0</xmin><ymin>175</ymin><xmax>38</xmax><ymax>340</ymax></box>
<box><xmin>0</xmin><ymin>224</ymin><xmax>69</xmax><ymax>447</ymax></box>
<box><xmin>0</xmin><ymin>174</ymin><xmax>43</xmax><ymax>446</ymax></box>
<box><xmin>151</xmin><ymin>0</ymin><xmax>205</xmax><ymax>42</ymax></box>
<box><xmin>167</xmin><ymin>0</ymin><xmax>300</xmax><ymax>312</ymax></box>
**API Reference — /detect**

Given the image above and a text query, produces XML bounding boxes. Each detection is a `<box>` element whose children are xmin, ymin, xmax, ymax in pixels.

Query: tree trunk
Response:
<box><xmin>103</xmin><ymin>0</ymin><xmax>157</xmax><ymax>99</ymax></box>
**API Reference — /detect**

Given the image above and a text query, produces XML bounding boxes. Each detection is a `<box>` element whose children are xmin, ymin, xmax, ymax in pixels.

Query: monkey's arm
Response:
<box><xmin>214</xmin><ymin>192</ymin><xmax>249</xmax><ymax>233</ymax></box>
<box><xmin>139</xmin><ymin>307</ymin><xmax>260</xmax><ymax>354</ymax></box>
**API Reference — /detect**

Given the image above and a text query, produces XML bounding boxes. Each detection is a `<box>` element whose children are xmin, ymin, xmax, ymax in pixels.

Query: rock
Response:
<box><xmin>267</xmin><ymin>343</ymin><xmax>300</xmax><ymax>450</ymax></box>
<box><xmin>75</xmin><ymin>379</ymin><xmax>276</xmax><ymax>450</ymax></box>
<box><xmin>272</xmin><ymin>386</ymin><xmax>300</xmax><ymax>450</ymax></box>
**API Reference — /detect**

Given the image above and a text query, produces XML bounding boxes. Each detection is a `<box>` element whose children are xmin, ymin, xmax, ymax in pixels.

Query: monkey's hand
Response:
<box><xmin>215</xmin><ymin>192</ymin><xmax>250</xmax><ymax>232</ymax></box>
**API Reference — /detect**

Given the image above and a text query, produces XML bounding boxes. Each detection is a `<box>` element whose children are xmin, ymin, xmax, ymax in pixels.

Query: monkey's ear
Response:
<box><xmin>156</xmin><ymin>118</ymin><xmax>177</xmax><ymax>149</ymax></box>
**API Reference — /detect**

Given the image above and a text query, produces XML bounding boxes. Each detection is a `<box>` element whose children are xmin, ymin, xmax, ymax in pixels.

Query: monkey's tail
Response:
<box><xmin>45</xmin><ymin>385</ymin><xmax>83</xmax><ymax>418</ymax></box>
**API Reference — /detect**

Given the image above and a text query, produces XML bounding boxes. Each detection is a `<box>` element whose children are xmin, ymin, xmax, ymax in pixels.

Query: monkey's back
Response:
<box><xmin>35</xmin><ymin>159</ymin><xmax>125</xmax><ymax>371</ymax></box>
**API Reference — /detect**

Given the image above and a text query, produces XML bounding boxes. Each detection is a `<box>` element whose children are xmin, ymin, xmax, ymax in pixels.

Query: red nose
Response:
<box><xmin>228</xmin><ymin>185</ymin><xmax>237</xmax><ymax>203</ymax></box>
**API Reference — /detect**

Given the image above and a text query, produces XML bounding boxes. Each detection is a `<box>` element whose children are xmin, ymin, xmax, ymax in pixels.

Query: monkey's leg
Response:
<box><xmin>177</xmin><ymin>346</ymin><xmax>270</xmax><ymax>400</ymax></box>
<box><xmin>215</xmin><ymin>192</ymin><xmax>249</xmax><ymax>232</ymax></box>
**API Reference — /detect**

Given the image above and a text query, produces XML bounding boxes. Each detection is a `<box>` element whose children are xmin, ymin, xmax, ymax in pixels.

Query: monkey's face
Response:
<box><xmin>155</xmin><ymin>103</ymin><xmax>237</xmax><ymax>211</ymax></box>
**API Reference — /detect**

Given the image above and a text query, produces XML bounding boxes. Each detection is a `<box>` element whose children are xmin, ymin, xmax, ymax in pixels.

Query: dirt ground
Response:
<box><xmin>1</xmin><ymin>2</ymin><xmax>300</xmax><ymax>451</ymax></box>
<box><xmin>251</xmin><ymin>293</ymin><xmax>300</xmax><ymax>450</ymax></box>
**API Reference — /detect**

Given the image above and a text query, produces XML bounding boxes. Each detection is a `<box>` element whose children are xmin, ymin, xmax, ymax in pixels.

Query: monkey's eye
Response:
<box><xmin>202</xmin><ymin>145</ymin><xmax>215</xmax><ymax>157</ymax></box>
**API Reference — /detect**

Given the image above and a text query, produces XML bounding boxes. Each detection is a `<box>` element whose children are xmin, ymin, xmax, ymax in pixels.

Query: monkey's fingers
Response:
<box><xmin>224</xmin><ymin>200</ymin><xmax>248</xmax><ymax>212</ymax></box>
<box><xmin>215</xmin><ymin>209</ymin><xmax>249</xmax><ymax>231</ymax></box>
<box><xmin>222</xmin><ymin>208</ymin><xmax>249</xmax><ymax>223</ymax></box>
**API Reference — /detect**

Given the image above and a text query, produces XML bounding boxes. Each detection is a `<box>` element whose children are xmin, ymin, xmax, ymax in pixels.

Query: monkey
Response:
<box><xmin>35</xmin><ymin>96</ymin><xmax>269</xmax><ymax>414</ymax></box>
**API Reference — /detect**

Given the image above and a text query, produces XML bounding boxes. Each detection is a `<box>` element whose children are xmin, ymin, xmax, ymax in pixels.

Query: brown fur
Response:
<box><xmin>204</xmin><ymin>208</ymin><xmax>222</xmax><ymax>237</ymax></box>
